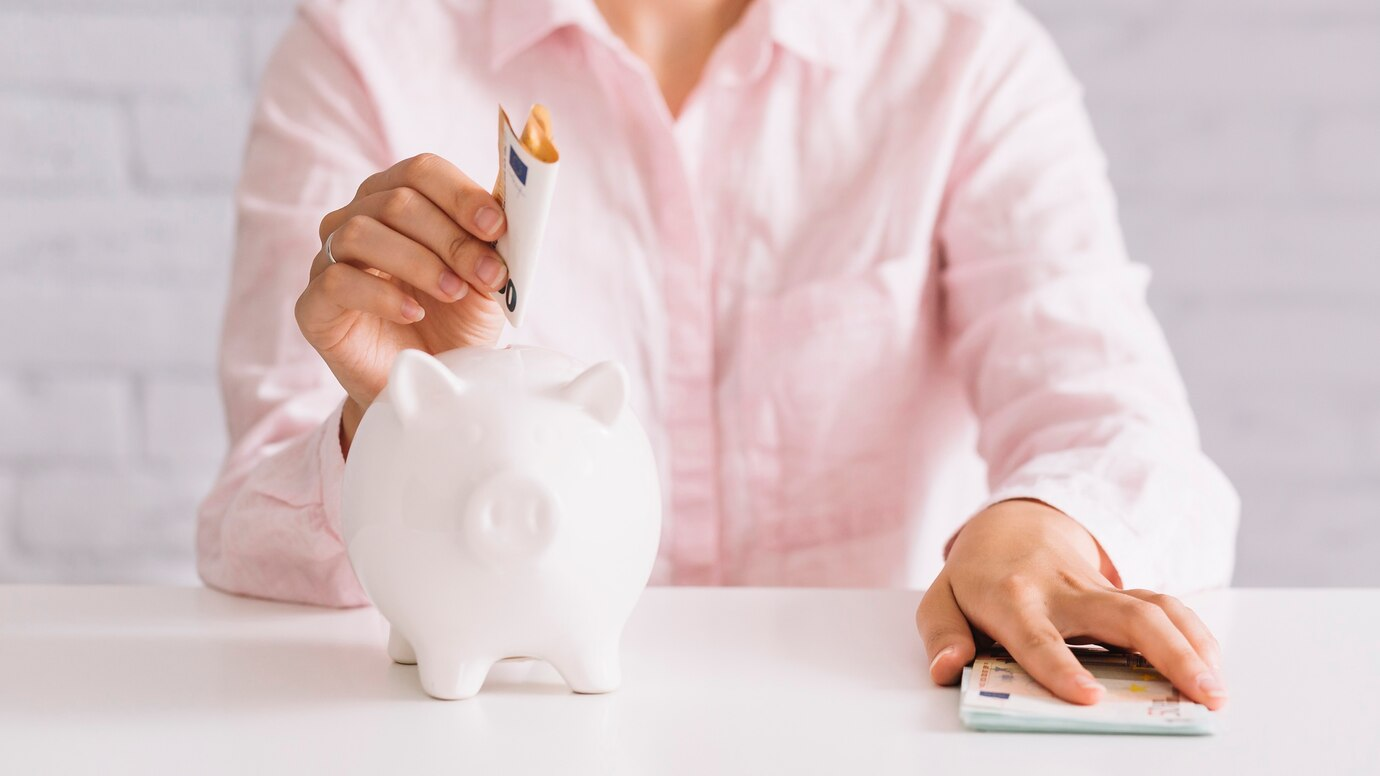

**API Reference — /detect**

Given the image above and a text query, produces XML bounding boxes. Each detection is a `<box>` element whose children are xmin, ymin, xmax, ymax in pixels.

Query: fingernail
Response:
<box><xmin>1075</xmin><ymin>675</ymin><xmax>1106</xmax><ymax>695</ymax></box>
<box><xmin>475</xmin><ymin>207</ymin><xmax>504</xmax><ymax>237</ymax></box>
<box><xmin>928</xmin><ymin>646</ymin><xmax>956</xmax><ymax>674</ymax></box>
<box><xmin>476</xmin><ymin>256</ymin><xmax>507</xmax><ymax>289</ymax></box>
<box><xmin>402</xmin><ymin>299</ymin><xmax>425</xmax><ymax>321</ymax></box>
<box><xmin>1196</xmin><ymin>669</ymin><xmax>1228</xmax><ymax>699</ymax></box>
<box><xmin>438</xmin><ymin>270</ymin><xmax>466</xmax><ymax>299</ymax></box>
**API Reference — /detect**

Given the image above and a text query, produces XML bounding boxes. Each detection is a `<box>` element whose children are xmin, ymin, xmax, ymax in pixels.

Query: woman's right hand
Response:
<box><xmin>295</xmin><ymin>153</ymin><xmax>511</xmax><ymax>451</ymax></box>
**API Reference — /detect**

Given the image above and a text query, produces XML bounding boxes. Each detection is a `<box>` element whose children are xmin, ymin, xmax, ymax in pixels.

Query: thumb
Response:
<box><xmin>916</xmin><ymin>577</ymin><xmax>976</xmax><ymax>686</ymax></box>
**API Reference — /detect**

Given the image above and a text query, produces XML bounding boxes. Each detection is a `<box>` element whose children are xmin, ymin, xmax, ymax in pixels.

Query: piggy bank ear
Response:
<box><xmin>388</xmin><ymin>349</ymin><xmax>465</xmax><ymax>426</ymax></box>
<box><xmin>559</xmin><ymin>361</ymin><xmax>628</xmax><ymax>427</ymax></box>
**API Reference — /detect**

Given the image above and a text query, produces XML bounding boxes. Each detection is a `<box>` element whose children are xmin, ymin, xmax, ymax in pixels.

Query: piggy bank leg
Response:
<box><xmin>387</xmin><ymin>626</ymin><xmax>417</xmax><ymax>665</ymax></box>
<box><xmin>416</xmin><ymin>650</ymin><xmax>493</xmax><ymax>700</ymax></box>
<box><xmin>550</xmin><ymin>640</ymin><xmax>622</xmax><ymax>695</ymax></box>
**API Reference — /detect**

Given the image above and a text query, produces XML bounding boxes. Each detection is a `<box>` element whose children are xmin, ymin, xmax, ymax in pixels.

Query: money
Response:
<box><xmin>491</xmin><ymin>104</ymin><xmax>560</xmax><ymax>327</ymax></box>
<box><xmin>960</xmin><ymin>645</ymin><xmax>1215</xmax><ymax>735</ymax></box>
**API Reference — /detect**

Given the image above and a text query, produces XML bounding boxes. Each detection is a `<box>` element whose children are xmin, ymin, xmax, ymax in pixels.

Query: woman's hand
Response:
<box><xmin>917</xmin><ymin>499</ymin><xmax>1228</xmax><ymax>710</ymax></box>
<box><xmin>295</xmin><ymin>153</ymin><xmax>511</xmax><ymax>449</ymax></box>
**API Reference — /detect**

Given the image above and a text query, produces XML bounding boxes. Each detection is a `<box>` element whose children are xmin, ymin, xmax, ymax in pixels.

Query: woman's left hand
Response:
<box><xmin>916</xmin><ymin>499</ymin><xmax>1228</xmax><ymax>710</ymax></box>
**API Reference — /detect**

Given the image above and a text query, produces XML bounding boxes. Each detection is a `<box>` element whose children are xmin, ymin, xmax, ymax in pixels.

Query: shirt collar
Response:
<box><xmin>765</xmin><ymin>0</ymin><xmax>858</xmax><ymax>71</ymax></box>
<box><xmin>487</xmin><ymin>0</ymin><xmax>857</xmax><ymax>72</ymax></box>
<box><xmin>487</xmin><ymin>0</ymin><xmax>605</xmax><ymax>71</ymax></box>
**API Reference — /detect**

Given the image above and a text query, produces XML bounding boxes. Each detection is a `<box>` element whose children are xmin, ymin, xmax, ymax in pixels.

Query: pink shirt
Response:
<box><xmin>198</xmin><ymin>0</ymin><xmax>1239</xmax><ymax>607</ymax></box>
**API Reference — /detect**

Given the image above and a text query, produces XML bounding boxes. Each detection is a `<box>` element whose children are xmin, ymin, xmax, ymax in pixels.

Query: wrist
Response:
<box><xmin>950</xmin><ymin>499</ymin><xmax>1123</xmax><ymax>587</ymax></box>
<box><xmin>1014</xmin><ymin>499</ymin><xmax>1124</xmax><ymax>588</ymax></box>
<box><xmin>1010</xmin><ymin>499</ymin><xmax>1100</xmax><ymax>563</ymax></box>
<box><xmin>339</xmin><ymin>397</ymin><xmax>367</xmax><ymax>458</ymax></box>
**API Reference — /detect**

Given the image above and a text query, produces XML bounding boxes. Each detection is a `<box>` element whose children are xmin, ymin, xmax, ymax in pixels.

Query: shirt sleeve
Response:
<box><xmin>196</xmin><ymin>2</ymin><xmax>388</xmax><ymax>607</ymax></box>
<box><xmin>937</xmin><ymin>5</ymin><xmax>1240</xmax><ymax>594</ymax></box>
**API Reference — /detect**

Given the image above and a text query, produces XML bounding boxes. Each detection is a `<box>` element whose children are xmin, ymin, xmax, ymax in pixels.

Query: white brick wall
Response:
<box><xmin>0</xmin><ymin>97</ymin><xmax>126</xmax><ymax>189</ymax></box>
<box><xmin>0</xmin><ymin>0</ymin><xmax>1376</xmax><ymax>586</ymax></box>
<box><xmin>0</xmin><ymin>0</ymin><xmax>286</xmax><ymax>583</ymax></box>
<box><xmin>0</xmin><ymin>376</ymin><xmax>132</xmax><ymax>462</ymax></box>
<box><xmin>1051</xmin><ymin>1</ymin><xmax>1380</xmax><ymax>587</ymax></box>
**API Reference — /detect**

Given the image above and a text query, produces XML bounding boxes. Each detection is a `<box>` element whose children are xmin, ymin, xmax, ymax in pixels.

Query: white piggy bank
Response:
<box><xmin>340</xmin><ymin>345</ymin><xmax>662</xmax><ymax>700</ymax></box>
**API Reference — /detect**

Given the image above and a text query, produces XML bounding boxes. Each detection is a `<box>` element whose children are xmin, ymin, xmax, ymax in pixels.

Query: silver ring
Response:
<box><xmin>324</xmin><ymin>230</ymin><xmax>338</xmax><ymax>265</ymax></box>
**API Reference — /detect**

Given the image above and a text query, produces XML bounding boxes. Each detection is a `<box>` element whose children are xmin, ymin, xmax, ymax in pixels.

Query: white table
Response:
<box><xmin>1</xmin><ymin>586</ymin><xmax>1376</xmax><ymax>775</ymax></box>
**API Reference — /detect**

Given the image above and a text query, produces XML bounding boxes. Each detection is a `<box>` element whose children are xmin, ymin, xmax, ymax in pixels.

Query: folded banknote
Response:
<box><xmin>960</xmin><ymin>646</ymin><xmax>1216</xmax><ymax>735</ymax></box>
<box><xmin>491</xmin><ymin>104</ymin><xmax>559</xmax><ymax>328</ymax></box>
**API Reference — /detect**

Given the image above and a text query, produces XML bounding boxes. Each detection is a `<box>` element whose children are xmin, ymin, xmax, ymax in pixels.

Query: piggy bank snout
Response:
<box><xmin>463</xmin><ymin>471</ymin><xmax>560</xmax><ymax>562</ymax></box>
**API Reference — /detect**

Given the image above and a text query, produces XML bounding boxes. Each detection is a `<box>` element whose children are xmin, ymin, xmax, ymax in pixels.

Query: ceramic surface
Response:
<box><xmin>341</xmin><ymin>345</ymin><xmax>662</xmax><ymax>699</ymax></box>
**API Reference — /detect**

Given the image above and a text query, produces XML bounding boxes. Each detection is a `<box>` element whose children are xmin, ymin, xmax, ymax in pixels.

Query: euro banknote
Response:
<box><xmin>960</xmin><ymin>646</ymin><xmax>1216</xmax><ymax>735</ymax></box>
<box><xmin>491</xmin><ymin>104</ymin><xmax>560</xmax><ymax>327</ymax></box>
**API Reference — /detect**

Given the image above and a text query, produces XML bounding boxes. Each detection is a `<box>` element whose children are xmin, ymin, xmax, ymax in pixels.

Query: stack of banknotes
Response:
<box><xmin>960</xmin><ymin>645</ymin><xmax>1215</xmax><ymax>735</ymax></box>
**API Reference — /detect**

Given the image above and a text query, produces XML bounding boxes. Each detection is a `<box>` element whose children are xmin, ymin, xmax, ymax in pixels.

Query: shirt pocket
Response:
<box><xmin>726</xmin><ymin>252</ymin><xmax>933</xmax><ymax>556</ymax></box>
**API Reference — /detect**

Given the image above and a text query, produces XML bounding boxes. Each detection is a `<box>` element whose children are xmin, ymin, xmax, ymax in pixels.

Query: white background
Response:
<box><xmin>0</xmin><ymin>0</ymin><xmax>1376</xmax><ymax>586</ymax></box>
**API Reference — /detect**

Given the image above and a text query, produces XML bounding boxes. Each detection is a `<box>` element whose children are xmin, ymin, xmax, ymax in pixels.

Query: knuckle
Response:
<box><xmin>318</xmin><ymin>207</ymin><xmax>344</xmax><ymax>242</ymax></box>
<box><xmin>339</xmin><ymin>214</ymin><xmax>371</xmax><ymax>242</ymax></box>
<box><xmin>1183</xmin><ymin>606</ymin><xmax>1214</xmax><ymax>638</ymax></box>
<box><xmin>1017</xmin><ymin>628</ymin><xmax>1061</xmax><ymax>652</ymax></box>
<box><xmin>1174</xmin><ymin>644</ymin><xmax>1202</xmax><ymax>665</ymax></box>
<box><xmin>452</xmin><ymin>182</ymin><xmax>479</xmax><ymax>215</ymax></box>
<box><xmin>1120</xmin><ymin>597</ymin><xmax>1161</xmax><ymax>621</ymax></box>
<box><xmin>995</xmin><ymin>573</ymin><xmax>1036</xmax><ymax>600</ymax></box>
<box><xmin>402</xmin><ymin>152</ymin><xmax>439</xmax><ymax>179</ymax></box>
<box><xmin>1121</xmin><ymin>599</ymin><xmax>1174</xmax><ymax>637</ymax></box>
<box><xmin>447</xmin><ymin>231</ymin><xmax>473</xmax><ymax>263</ymax></box>
<box><xmin>319</xmin><ymin>261</ymin><xmax>350</xmax><ymax>294</ymax></box>
<box><xmin>1148</xmin><ymin>593</ymin><xmax>1180</xmax><ymax>611</ymax></box>
<box><xmin>1159</xmin><ymin>644</ymin><xmax>1202</xmax><ymax>673</ymax></box>
<box><xmin>356</xmin><ymin>172</ymin><xmax>381</xmax><ymax>199</ymax></box>
<box><xmin>378</xmin><ymin>187</ymin><xmax>416</xmax><ymax>221</ymax></box>
<box><xmin>921</xmin><ymin>624</ymin><xmax>962</xmax><ymax>649</ymax></box>
<box><xmin>1140</xmin><ymin>601</ymin><xmax>1173</xmax><ymax>625</ymax></box>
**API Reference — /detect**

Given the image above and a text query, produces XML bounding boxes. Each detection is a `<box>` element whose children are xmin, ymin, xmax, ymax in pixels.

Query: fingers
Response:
<box><xmin>989</xmin><ymin>604</ymin><xmax>1106</xmax><ymax>706</ymax></box>
<box><xmin>320</xmin><ymin>184</ymin><xmax>509</xmax><ymax>295</ymax></box>
<box><xmin>316</xmin><ymin>215</ymin><xmax>470</xmax><ymax>304</ymax></box>
<box><xmin>1057</xmin><ymin>591</ymin><xmax>1228</xmax><ymax>710</ymax></box>
<box><xmin>1122</xmin><ymin>588</ymin><xmax>1222</xmax><ymax>670</ymax></box>
<box><xmin>355</xmin><ymin>153</ymin><xmax>506</xmax><ymax>242</ymax></box>
<box><xmin>296</xmin><ymin>261</ymin><xmax>425</xmax><ymax>340</ymax></box>
<box><xmin>916</xmin><ymin>577</ymin><xmax>977</xmax><ymax>686</ymax></box>
<box><xmin>355</xmin><ymin>188</ymin><xmax>509</xmax><ymax>293</ymax></box>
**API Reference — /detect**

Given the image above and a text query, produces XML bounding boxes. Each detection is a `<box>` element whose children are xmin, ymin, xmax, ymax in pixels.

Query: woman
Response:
<box><xmin>200</xmin><ymin>0</ymin><xmax>1238</xmax><ymax>709</ymax></box>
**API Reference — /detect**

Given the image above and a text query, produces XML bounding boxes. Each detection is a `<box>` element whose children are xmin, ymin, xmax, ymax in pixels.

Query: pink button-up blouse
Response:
<box><xmin>197</xmin><ymin>0</ymin><xmax>1240</xmax><ymax>607</ymax></box>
